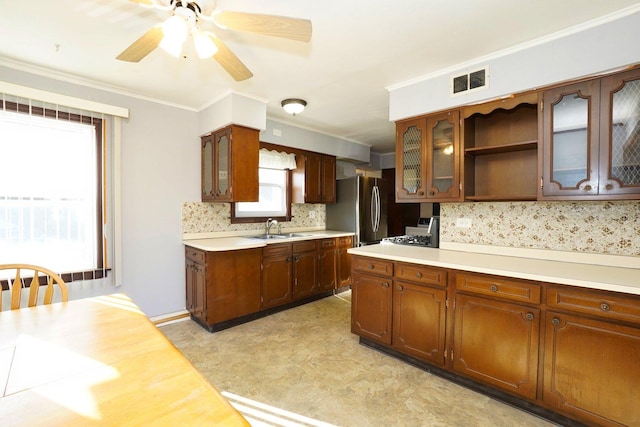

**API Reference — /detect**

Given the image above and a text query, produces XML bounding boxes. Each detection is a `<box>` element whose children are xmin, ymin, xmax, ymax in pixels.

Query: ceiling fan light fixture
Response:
<box><xmin>193</xmin><ymin>30</ymin><xmax>218</xmax><ymax>59</ymax></box>
<box><xmin>281</xmin><ymin>98</ymin><xmax>307</xmax><ymax>115</ymax></box>
<box><xmin>159</xmin><ymin>15</ymin><xmax>189</xmax><ymax>57</ymax></box>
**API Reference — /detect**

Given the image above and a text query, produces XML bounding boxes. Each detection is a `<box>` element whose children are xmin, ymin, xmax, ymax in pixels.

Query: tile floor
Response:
<box><xmin>160</xmin><ymin>292</ymin><xmax>557</xmax><ymax>427</ymax></box>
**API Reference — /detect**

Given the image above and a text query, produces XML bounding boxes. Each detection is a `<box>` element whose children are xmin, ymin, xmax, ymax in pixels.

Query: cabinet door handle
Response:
<box><xmin>605</xmin><ymin>184</ymin><xmax>613</xmax><ymax>190</ymax></box>
<box><xmin>525</xmin><ymin>312</ymin><xmax>534</xmax><ymax>321</ymax></box>
<box><xmin>416</xmin><ymin>272</ymin><xmax>423</xmax><ymax>278</ymax></box>
<box><xmin>294</xmin><ymin>256</ymin><xmax>300</xmax><ymax>262</ymax></box>
<box><xmin>490</xmin><ymin>284</ymin><xmax>498</xmax><ymax>292</ymax></box>
<box><xmin>600</xmin><ymin>303</ymin><xmax>611</xmax><ymax>312</ymax></box>
<box><xmin>429</xmin><ymin>191</ymin><xmax>435</xmax><ymax>196</ymax></box>
<box><xmin>381</xmin><ymin>282</ymin><xmax>389</xmax><ymax>288</ymax></box>
<box><xmin>286</xmin><ymin>256</ymin><xmax>292</xmax><ymax>262</ymax></box>
<box><xmin>396</xmin><ymin>285</ymin><xmax>403</xmax><ymax>291</ymax></box>
<box><xmin>551</xmin><ymin>317</ymin><xmax>560</xmax><ymax>326</ymax></box>
<box><xmin>584</xmin><ymin>184</ymin><xmax>592</xmax><ymax>191</ymax></box>
<box><xmin>368</xmin><ymin>264</ymin><xmax>374</xmax><ymax>269</ymax></box>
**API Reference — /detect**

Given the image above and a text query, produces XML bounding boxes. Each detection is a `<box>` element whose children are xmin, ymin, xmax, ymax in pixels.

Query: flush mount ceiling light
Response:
<box><xmin>281</xmin><ymin>99</ymin><xmax>307</xmax><ymax>116</ymax></box>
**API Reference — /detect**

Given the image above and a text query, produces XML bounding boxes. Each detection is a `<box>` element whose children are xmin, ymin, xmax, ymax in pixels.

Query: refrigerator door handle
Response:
<box><xmin>371</xmin><ymin>184</ymin><xmax>380</xmax><ymax>233</ymax></box>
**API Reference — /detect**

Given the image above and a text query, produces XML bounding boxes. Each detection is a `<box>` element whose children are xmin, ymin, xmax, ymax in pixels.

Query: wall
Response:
<box><xmin>389</xmin><ymin>9</ymin><xmax>640</xmax><ymax>121</ymax></box>
<box><xmin>441</xmin><ymin>201</ymin><xmax>640</xmax><ymax>257</ymax></box>
<box><xmin>0</xmin><ymin>65</ymin><xmax>200</xmax><ymax>317</ymax></box>
<box><xmin>182</xmin><ymin>202</ymin><xmax>325</xmax><ymax>234</ymax></box>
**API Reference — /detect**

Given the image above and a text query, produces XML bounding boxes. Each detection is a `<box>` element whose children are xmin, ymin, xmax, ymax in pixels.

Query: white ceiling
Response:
<box><xmin>1</xmin><ymin>0</ymin><xmax>639</xmax><ymax>154</ymax></box>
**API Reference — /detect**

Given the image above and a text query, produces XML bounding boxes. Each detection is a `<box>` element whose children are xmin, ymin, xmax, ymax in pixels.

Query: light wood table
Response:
<box><xmin>0</xmin><ymin>294</ymin><xmax>249</xmax><ymax>426</ymax></box>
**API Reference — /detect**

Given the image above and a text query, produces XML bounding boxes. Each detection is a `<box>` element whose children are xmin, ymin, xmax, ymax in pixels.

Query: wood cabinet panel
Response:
<box><xmin>456</xmin><ymin>272</ymin><xmax>541</xmax><ymax>304</ymax></box>
<box><xmin>292</xmin><ymin>248</ymin><xmax>318</xmax><ymax>300</ymax></box>
<box><xmin>292</xmin><ymin>151</ymin><xmax>337</xmax><ymax>204</ymax></box>
<box><xmin>352</xmin><ymin>257</ymin><xmax>393</xmax><ymax>276</ymax></box>
<box><xmin>543</xmin><ymin>312</ymin><xmax>640</xmax><ymax>426</ymax></box>
<box><xmin>318</xmin><ymin>238</ymin><xmax>337</xmax><ymax>293</ymax></box>
<box><xmin>392</xmin><ymin>281</ymin><xmax>447</xmax><ymax>366</ymax></box>
<box><xmin>261</xmin><ymin>244</ymin><xmax>292</xmax><ymax>309</ymax></box>
<box><xmin>547</xmin><ymin>286</ymin><xmax>640</xmax><ymax>325</ymax></box>
<box><xmin>452</xmin><ymin>293</ymin><xmax>539</xmax><ymax>399</ymax></box>
<box><xmin>201</xmin><ymin>125</ymin><xmax>259</xmax><ymax>202</ymax></box>
<box><xmin>395</xmin><ymin>263</ymin><xmax>447</xmax><ymax>287</ymax></box>
<box><xmin>337</xmin><ymin>236</ymin><xmax>353</xmax><ymax>289</ymax></box>
<box><xmin>351</xmin><ymin>272</ymin><xmax>393</xmax><ymax>345</ymax></box>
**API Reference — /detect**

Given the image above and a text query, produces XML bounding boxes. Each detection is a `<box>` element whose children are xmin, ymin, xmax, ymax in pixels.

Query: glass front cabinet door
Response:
<box><xmin>541</xmin><ymin>68</ymin><xmax>640</xmax><ymax>199</ymax></box>
<box><xmin>599</xmin><ymin>68</ymin><xmax>640</xmax><ymax>197</ymax></box>
<box><xmin>201</xmin><ymin>127</ymin><xmax>232</xmax><ymax>202</ymax></box>
<box><xmin>426</xmin><ymin>110</ymin><xmax>461</xmax><ymax>200</ymax></box>
<box><xmin>396</xmin><ymin>119</ymin><xmax>427</xmax><ymax>201</ymax></box>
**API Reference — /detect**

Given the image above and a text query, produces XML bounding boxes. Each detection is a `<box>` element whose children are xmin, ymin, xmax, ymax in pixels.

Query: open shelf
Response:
<box><xmin>465</xmin><ymin>140</ymin><xmax>537</xmax><ymax>156</ymax></box>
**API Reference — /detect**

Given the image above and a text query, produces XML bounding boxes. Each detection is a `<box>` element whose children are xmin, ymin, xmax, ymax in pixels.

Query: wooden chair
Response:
<box><xmin>0</xmin><ymin>264</ymin><xmax>68</xmax><ymax>311</ymax></box>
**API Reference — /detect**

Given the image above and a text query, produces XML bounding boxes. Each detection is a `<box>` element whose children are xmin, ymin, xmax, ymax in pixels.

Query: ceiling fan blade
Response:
<box><xmin>128</xmin><ymin>0</ymin><xmax>154</xmax><ymax>5</ymax></box>
<box><xmin>214</xmin><ymin>12</ymin><xmax>312</xmax><ymax>42</ymax></box>
<box><xmin>116</xmin><ymin>26</ymin><xmax>163</xmax><ymax>62</ymax></box>
<box><xmin>209</xmin><ymin>36</ymin><xmax>253</xmax><ymax>81</ymax></box>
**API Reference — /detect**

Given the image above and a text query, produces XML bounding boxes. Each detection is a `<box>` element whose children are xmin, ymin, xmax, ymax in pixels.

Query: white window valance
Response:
<box><xmin>259</xmin><ymin>148</ymin><xmax>297</xmax><ymax>170</ymax></box>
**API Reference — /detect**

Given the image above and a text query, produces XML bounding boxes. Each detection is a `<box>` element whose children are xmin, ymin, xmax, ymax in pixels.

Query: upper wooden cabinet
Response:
<box><xmin>426</xmin><ymin>110</ymin><xmax>462</xmax><ymax>200</ymax></box>
<box><xmin>292</xmin><ymin>151</ymin><xmax>336</xmax><ymax>204</ymax></box>
<box><xmin>396</xmin><ymin>112</ymin><xmax>462</xmax><ymax>202</ymax></box>
<box><xmin>396</xmin><ymin>118</ymin><xmax>427</xmax><ymax>201</ymax></box>
<box><xmin>201</xmin><ymin>125</ymin><xmax>259</xmax><ymax>202</ymax></box>
<box><xmin>540</xmin><ymin>68</ymin><xmax>640</xmax><ymax>200</ymax></box>
<box><xmin>463</xmin><ymin>93</ymin><xmax>539</xmax><ymax>201</ymax></box>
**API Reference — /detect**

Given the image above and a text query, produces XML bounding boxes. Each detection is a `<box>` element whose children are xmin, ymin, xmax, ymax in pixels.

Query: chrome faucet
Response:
<box><xmin>266</xmin><ymin>218</ymin><xmax>279</xmax><ymax>236</ymax></box>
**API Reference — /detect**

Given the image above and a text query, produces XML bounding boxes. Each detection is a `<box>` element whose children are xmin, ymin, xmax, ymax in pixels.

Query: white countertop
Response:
<box><xmin>349</xmin><ymin>242</ymin><xmax>640</xmax><ymax>296</ymax></box>
<box><xmin>184</xmin><ymin>230</ymin><xmax>354</xmax><ymax>252</ymax></box>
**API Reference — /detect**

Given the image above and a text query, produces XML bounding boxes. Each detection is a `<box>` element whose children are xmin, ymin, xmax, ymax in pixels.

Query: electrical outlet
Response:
<box><xmin>272</xmin><ymin>128</ymin><xmax>282</xmax><ymax>137</ymax></box>
<box><xmin>456</xmin><ymin>218</ymin><xmax>472</xmax><ymax>228</ymax></box>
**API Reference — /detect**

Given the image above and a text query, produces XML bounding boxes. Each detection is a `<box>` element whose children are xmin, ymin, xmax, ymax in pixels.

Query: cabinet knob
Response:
<box><xmin>429</xmin><ymin>191</ymin><xmax>435</xmax><ymax>196</ymax></box>
<box><xmin>416</xmin><ymin>272</ymin><xmax>423</xmax><ymax>278</ymax></box>
<box><xmin>584</xmin><ymin>185</ymin><xmax>592</xmax><ymax>191</ymax></box>
<box><xmin>396</xmin><ymin>285</ymin><xmax>403</xmax><ymax>291</ymax></box>
<box><xmin>551</xmin><ymin>317</ymin><xmax>560</xmax><ymax>326</ymax></box>
<box><xmin>382</xmin><ymin>282</ymin><xmax>390</xmax><ymax>288</ymax></box>
<box><xmin>418</xmin><ymin>191</ymin><xmax>424</xmax><ymax>196</ymax></box>
<box><xmin>600</xmin><ymin>303</ymin><xmax>611</xmax><ymax>312</ymax></box>
<box><xmin>368</xmin><ymin>264</ymin><xmax>374</xmax><ymax>269</ymax></box>
<box><xmin>490</xmin><ymin>284</ymin><xmax>498</xmax><ymax>292</ymax></box>
<box><xmin>605</xmin><ymin>184</ymin><xmax>613</xmax><ymax>190</ymax></box>
<box><xmin>525</xmin><ymin>312</ymin><xmax>534</xmax><ymax>321</ymax></box>
<box><xmin>286</xmin><ymin>256</ymin><xmax>292</xmax><ymax>262</ymax></box>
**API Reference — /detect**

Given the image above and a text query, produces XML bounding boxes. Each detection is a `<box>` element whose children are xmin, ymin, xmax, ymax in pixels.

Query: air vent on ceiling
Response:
<box><xmin>451</xmin><ymin>67</ymin><xmax>488</xmax><ymax>96</ymax></box>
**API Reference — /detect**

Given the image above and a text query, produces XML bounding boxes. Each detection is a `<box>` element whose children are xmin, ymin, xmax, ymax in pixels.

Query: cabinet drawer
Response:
<box><xmin>395</xmin><ymin>263</ymin><xmax>447</xmax><ymax>288</ymax></box>
<box><xmin>185</xmin><ymin>247</ymin><xmax>205</xmax><ymax>264</ymax></box>
<box><xmin>319</xmin><ymin>238</ymin><xmax>337</xmax><ymax>250</ymax></box>
<box><xmin>353</xmin><ymin>256</ymin><xmax>393</xmax><ymax>277</ymax></box>
<box><xmin>547</xmin><ymin>286</ymin><xmax>640</xmax><ymax>325</ymax></box>
<box><xmin>293</xmin><ymin>240</ymin><xmax>316</xmax><ymax>253</ymax></box>
<box><xmin>263</xmin><ymin>243</ymin><xmax>291</xmax><ymax>258</ymax></box>
<box><xmin>338</xmin><ymin>236</ymin><xmax>353</xmax><ymax>248</ymax></box>
<box><xmin>456</xmin><ymin>273</ymin><xmax>540</xmax><ymax>304</ymax></box>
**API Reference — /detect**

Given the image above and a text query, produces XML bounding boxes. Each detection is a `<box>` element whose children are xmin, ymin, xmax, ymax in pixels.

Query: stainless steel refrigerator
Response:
<box><xmin>326</xmin><ymin>176</ymin><xmax>388</xmax><ymax>246</ymax></box>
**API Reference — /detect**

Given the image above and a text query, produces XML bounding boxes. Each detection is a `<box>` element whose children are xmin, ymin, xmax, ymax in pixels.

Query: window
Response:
<box><xmin>231</xmin><ymin>148</ymin><xmax>296</xmax><ymax>223</ymax></box>
<box><xmin>0</xmin><ymin>102</ymin><xmax>105</xmax><ymax>281</ymax></box>
<box><xmin>233</xmin><ymin>168</ymin><xmax>291</xmax><ymax>222</ymax></box>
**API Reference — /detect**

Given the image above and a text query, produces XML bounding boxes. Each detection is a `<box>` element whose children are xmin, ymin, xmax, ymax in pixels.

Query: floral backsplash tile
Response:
<box><xmin>182</xmin><ymin>202</ymin><xmax>326</xmax><ymax>234</ymax></box>
<box><xmin>441</xmin><ymin>201</ymin><xmax>640</xmax><ymax>256</ymax></box>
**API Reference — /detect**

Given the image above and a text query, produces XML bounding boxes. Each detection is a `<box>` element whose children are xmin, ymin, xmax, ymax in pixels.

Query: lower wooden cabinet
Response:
<box><xmin>350</xmin><ymin>254</ymin><xmax>640</xmax><ymax>427</ymax></box>
<box><xmin>392</xmin><ymin>280</ymin><xmax>447</xmax><ymax>366</ymax></box>
<box><xmin>336</xmin><ymin>236</ymin><xmax>353</xmax><ymax>289</ymax></box>
<box><xmin>452</xmin><ymin>294</ymin><xmax>540</xmax><ymax>399</ymax></box>
<box><xmin>261</xmin><ymin>243</ymin><xmax>292</xmax><ymax>309</ymax></box>
<box><xmin>543</xmin><ymin>312</ymin><xmax>640</xmax><ymax>426</ymax></box>
<box><xmin>185</xmin><ymin>246</ymin><xmax>261</xmax><ymax>328</ymax></box>
<box><xmin>292</xmin><ymin>241</ymin><xmax>318</xmax><ymax>300</ymax></box>
<box><xmin>351</xmin><ymin>271</ymin><xmax>393</xmax><ymax>344</ymax></box>
<box><xmin>318</xmin><ymin>238</ymin><xmax>337</xmax><ymax>293</ymax></box>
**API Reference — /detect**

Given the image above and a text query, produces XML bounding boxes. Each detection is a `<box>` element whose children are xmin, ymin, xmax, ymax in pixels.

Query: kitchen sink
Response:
<box><xmin>249</xmin><ymin>233</ymin><xmax>311</xmax><ymax>240</ymax></box>
<box><xmin>250</xmin><ymin>234</ymin><xmax>288</xmax><ymax>240</ymax></box>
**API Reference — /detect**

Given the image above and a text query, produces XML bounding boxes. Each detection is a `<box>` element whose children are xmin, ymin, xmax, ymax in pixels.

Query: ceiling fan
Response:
<box><xmin>116</xmin><ymin>0</ymin><xmax>312</xmax><ymax>81</ymax></box>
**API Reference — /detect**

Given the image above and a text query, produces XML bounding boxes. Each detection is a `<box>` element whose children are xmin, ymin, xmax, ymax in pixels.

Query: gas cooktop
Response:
<box><xmin>383</xmin><ymin>235</ymin><xmax>434</xmax><ymax>247</ymax></box>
